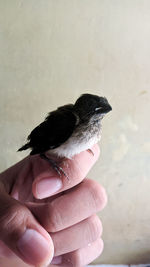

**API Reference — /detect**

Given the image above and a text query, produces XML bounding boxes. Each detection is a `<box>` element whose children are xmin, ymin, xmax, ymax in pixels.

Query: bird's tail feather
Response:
<box><xmin>18</xmin><ymin>143</ymin><xmax>30</xmax><ymax>152</ymax></box>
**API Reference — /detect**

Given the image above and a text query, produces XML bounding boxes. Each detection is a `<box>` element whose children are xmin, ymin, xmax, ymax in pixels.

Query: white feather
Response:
<box><xmin>47</xmin><ymin>116</ymin><xmax>102</xmax><ymax>159</ymax></box>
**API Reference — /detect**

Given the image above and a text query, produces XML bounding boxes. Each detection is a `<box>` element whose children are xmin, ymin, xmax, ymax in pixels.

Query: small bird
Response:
<box><xmin>18</xmin><ymin>94</ymin><xmax>112</xmax><ymax>176</ymax></box>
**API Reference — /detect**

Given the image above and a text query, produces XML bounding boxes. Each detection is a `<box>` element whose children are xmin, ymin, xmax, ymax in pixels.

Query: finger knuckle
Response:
<box><xmin>0</xmin><ymin>203</ymin><xmax>27</xmax><ymax>239</ymax></box>
<box><xmin>86</xmin><ymin>179</ymin><xmax>107</xmax><ymax>211</ymax></box>
<box><xmin>47</xmin><ymin>204</ymin><xmax>63</xmax><ymax>232</ymax></box>
<box><xmin>65</xmin><ymin>238</ymin><xmax>104</xmax><ymax>267</ymax></box>
<box><xmin>70</xmin><ymin>249</ymin><xmax>83</xmax><ymax>267</ymax></box>
<box><xmin>97</xmin><ymin>237</ymin><xmax>104</xmax><ymax>255</ymax></box>
<box><xmin>86</xmin><ymin>215</ymin><xmax>103</xmax><ymax>242</ymax></box>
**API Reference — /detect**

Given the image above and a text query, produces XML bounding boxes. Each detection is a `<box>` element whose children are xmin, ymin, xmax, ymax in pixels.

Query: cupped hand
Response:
<box><xmin>0</xmin><ymin>144</ymin><xmax>107</xmax><ymax>267</ymax></box>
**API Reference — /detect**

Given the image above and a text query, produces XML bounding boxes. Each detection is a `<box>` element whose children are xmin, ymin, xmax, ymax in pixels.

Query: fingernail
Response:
<box><xmin>51</xmin><ymin>256</ymin><xmax>62</xmax><ymax>264</ymax></box>
<box><xmin>36</xmin><ymin>177</ymin><xmax>63</xmax><ymax>199</ymax></box>
<box><xmin>17</xmin><ymin>229</ymin><xmax>51</xmax><ymax>266</ymax></box>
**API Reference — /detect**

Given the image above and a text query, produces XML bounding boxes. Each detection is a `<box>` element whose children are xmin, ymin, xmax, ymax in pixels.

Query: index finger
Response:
<box><xmin>32</xmin><ymin>144</ymin><xmax>100</xmax><ymax>199</ymax></box>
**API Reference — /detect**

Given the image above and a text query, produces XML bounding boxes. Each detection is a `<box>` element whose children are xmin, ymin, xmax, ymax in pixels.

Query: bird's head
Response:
<box><xmin>74</xmin><ymin>93</ymin><xmax>112</xmax><ymax>122</ymax></box>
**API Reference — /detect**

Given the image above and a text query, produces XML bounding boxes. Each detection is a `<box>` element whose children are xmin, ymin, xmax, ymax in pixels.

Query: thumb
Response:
<box><xmin>0</xmin><ymin>182</ymin><xmax>54</xmax><ymax>267</ymax></box>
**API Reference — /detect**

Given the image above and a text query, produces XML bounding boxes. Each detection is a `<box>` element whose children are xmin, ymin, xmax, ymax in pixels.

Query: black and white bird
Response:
<box><xmin>18</xmin><ymin>94</ymin><xmax>112</xmax><ymax>176</ymax></box>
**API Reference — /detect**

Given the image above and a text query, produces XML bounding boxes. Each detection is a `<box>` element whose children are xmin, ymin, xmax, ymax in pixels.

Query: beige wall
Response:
<box><xmin>0</xmin><ymin>0</ymin><xmax>150</xmax><ymax>264</ymax></box>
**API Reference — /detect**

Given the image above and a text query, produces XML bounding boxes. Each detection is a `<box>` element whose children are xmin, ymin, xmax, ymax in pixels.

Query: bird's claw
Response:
<box><xmin>87</xmin><ymin>149</ymin><xmax>94</xmax><ymax>156</ymax></box>
<box><xmin>40</xmin><ymin>153</ymin><xmax>69</xmax><ymax>180</ymax></box>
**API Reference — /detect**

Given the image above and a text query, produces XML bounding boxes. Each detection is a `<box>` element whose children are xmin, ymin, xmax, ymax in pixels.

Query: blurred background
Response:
<box><xmin>0</xmin><ymin>0</ymin><xmax>150</xmax><ymax>265</ymax></box>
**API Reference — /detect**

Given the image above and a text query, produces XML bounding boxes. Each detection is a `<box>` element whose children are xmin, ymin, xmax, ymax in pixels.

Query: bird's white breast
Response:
<box><xmin>47</xmin><ymin>119</ymin><xmax>101</xmax><ymax>159</ymax></box>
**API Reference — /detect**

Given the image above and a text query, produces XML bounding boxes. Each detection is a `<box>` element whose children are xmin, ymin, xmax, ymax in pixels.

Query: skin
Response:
<box><xmin>0</xmin><ymin>144</ymin><xmax>107</xmax><ymax>267</ymax></box>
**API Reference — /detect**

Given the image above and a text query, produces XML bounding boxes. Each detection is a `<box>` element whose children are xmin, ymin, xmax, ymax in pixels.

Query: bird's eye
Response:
<box><xmin>95</xmin><ymin>107</ymin><xmax>102</xmax><ymax>111</ymax></box>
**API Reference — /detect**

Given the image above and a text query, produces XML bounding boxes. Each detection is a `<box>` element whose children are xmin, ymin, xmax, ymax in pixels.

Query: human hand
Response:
<box><xmin>0</xmin><ymin>144</ymin><xmax>107</xmax><ymax>267</ymax></box>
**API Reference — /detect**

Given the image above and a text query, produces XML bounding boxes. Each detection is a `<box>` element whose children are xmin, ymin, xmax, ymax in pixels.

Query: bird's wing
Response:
<box><xmin>28</xmin><ymin>106</ymin><xmax>77</xmax><ymax>154</ymax></box>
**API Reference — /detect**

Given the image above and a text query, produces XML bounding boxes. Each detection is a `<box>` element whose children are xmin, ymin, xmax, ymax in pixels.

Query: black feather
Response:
<box><xmin>18</xmin><ymin>104</ymin><xmax>77</xmax><ymax>155</ymax></box>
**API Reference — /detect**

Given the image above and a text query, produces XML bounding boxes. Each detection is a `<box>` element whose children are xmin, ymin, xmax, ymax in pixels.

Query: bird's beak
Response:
<box><xmin>103</xmin><ymin>103</ymin><xmax>112</xmax><ymax>113</ymax></box>
<box><xmin>98</xmin><ymin>103</ymin><xmax>112</xmax><ymax>114</ymax></box>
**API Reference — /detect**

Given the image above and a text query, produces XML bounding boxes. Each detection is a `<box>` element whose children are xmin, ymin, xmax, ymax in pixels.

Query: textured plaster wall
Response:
<box><xmin>0</xmin><ymin>0</ymin><xmax>150</xmax><ymax>265</ymax></box>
